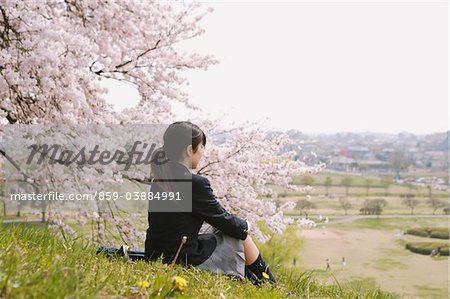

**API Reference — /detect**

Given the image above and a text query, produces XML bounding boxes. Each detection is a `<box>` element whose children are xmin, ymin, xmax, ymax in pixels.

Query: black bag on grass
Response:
<box><xmin>96</xmin><ymin>245</ymin><xmax>146</xmax><ymax>261</ymax></box>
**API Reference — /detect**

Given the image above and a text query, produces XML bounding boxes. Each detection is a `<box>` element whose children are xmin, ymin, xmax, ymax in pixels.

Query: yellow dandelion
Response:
<box><xmin>40</xmin><ymin>257</ymin><xmax>47</xmax><ymax>266</ymax></box>
<box><xmin>137</xmin><ymin>280</ymin><xmax>150</xmax><ymax>289</ymax></box>
<box><xmin>172</xmin><ymin>276</ymin><xmax>188</xmax><ymax>294</ymax></box>
<box><xmin>262</xmin><ymin>272</ymin><xmax>270</xmax><ymax>280</ymax></box>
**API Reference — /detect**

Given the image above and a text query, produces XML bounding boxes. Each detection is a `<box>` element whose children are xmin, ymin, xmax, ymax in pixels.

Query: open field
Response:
<box><xmin>296</xmin><ymin>218</ymin><xmax>449</xmax><ymax>299</ymax></box>
<box><xmin>271</xmin><ymin>172</ymin><xmax>450</xmax><ymax>217</ymax></box>
<box><xmin>281</xmin><ymin>194</ymin><xmax>449</xmax><ymax>216</ymax></box>
<box><xmin>289</xmin><ymin>172</ymin><xmax>449</xmax><ymax>197</ymax></box>
<box><xmin>292</xmin><ymin>171</ymin><xmax>449</xmax><ymax>187</ymax></box>
<box><xmin>401</xmin><ymin>169</ymin><xmax>449</xmax><ymax>180</ymax></box>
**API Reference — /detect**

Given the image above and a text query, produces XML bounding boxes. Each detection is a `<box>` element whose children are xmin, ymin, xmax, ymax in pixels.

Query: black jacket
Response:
<box><xmin>144</xmin><ymin>161</ymin><xmax>248</xmax><ymax>266</ymax></box>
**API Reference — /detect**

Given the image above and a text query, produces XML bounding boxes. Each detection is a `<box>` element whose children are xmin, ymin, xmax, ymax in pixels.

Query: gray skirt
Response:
<box><xmin>196</xmin><ymin>223</ymin><xmax>246</xmax><ymax>279</ymax></box>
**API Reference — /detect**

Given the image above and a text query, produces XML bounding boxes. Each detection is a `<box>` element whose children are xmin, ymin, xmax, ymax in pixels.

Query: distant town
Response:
<box><xmin>279</xmin><ymin>130</ymin><xmax>449</xmax><ymax>192</ymax></box>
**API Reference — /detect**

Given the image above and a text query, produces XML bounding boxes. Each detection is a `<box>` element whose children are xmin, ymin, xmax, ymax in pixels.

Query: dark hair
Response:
<box><xmin>162</xmin><ymin>121</ymin><xmax>206</xmax><ymax>161</ymax></box>
<box><xmin>150</xmin><ymin>121</ymin><xmax>206</xmax><ymax>191</ymax></box>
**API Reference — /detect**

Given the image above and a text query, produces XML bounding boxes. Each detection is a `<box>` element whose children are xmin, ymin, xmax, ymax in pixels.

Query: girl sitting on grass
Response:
<box><xmin>144</xmin><ymin>121</ymin><xmax>276</xmax><ymax>285</ymax></box>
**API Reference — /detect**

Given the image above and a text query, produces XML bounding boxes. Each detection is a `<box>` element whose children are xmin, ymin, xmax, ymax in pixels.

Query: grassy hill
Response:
<box><xmin>0</xmin><ymin>222</ymin><xmax>398</xmax><ymax>298</ymax></box>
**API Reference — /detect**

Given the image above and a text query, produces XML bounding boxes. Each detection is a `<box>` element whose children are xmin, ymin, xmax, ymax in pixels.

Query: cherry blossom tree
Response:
<box><xmin>1</xmin><ymin>0</ymin><xmax>322</xmax><ymax>249</ymax></box>
<box><xmin>1</xmin><ymin>0</ymin><xmax>215</xmax><ymax>124</ymax></box>
<box><xmin>193</xmin><ymin>121</ymin><xmax>321</xmax><ymax>242</ymax></box>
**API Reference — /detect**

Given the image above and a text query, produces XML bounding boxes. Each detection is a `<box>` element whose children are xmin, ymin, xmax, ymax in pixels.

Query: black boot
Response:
<box><xmin>246</xmin><ymin>254</ymin><xmax>276</xmax><ymax>285</ymax></box>
<box><xmin>245</xmin><ymin>266</ymin><xmax>260</xmax><ymax>285</ymax></box>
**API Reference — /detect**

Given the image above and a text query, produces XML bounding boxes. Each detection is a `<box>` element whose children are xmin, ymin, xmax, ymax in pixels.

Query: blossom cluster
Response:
<box><xmin>0</xmin><ymin>0</ymin><xmax>215</xmax><ymax>124</ymax></box>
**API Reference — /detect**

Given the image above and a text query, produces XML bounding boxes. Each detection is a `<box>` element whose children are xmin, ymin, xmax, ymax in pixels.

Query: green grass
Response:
<box><xmin>0</xmin><ymin>222</ymin><xmax>398</xmax><ymax>298</ymax></box>
<box><xmin>343</xmin><ymin>277</ymin><xmax>378</xmax><ymax>293</ymax></box>
<box><xmin>414</xmin><ymin>284</ymin><xmax>447</xmax><ymax>299</ymax></box>
<box><xmin>371</xmin><ymin>258</ymin><xmax>408</xmax><ymax>272</ymax></box>
<box><xmin>293</xmin><ymin>173</ymin><xmax>389</xmax><ymax>188</ymax></box>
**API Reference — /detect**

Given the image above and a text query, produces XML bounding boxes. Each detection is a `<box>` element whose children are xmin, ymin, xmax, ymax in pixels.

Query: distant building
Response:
<box><xmin>358</xmin><ymin>159</ymin><xmax>390</xmax><ymax>172</ymax></box>
<box><xmin>348</xmin><ymin>146</ymin><xmax>371</xmax><ymax>160</ymax></box>
<box><xmin>330</xmin><ymin>156</ymin><xmax>357</xmax><ymax>172</ymax></box>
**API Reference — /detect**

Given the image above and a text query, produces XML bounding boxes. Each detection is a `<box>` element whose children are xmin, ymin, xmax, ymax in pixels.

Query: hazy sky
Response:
<box><xmin>104</xmin><ymin>1</ymin><xmax>448</xmax><ymax>134</ymax></box>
